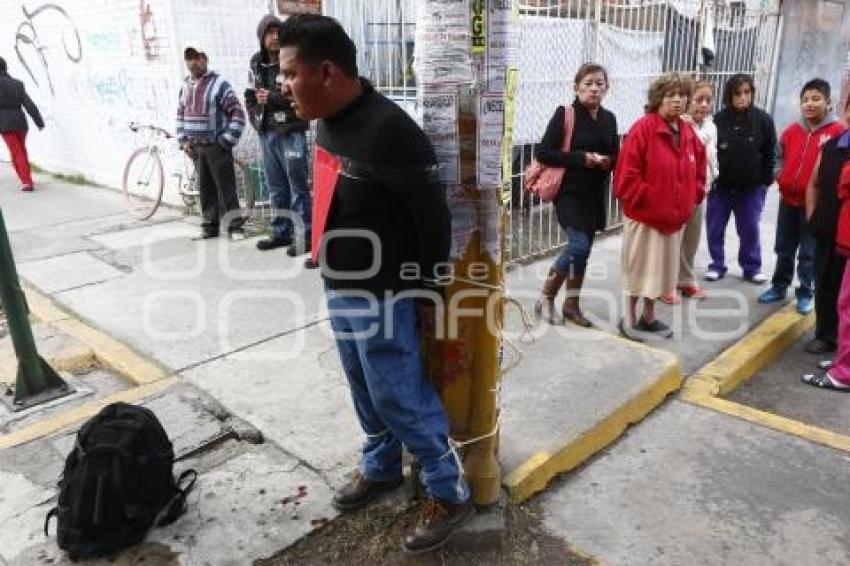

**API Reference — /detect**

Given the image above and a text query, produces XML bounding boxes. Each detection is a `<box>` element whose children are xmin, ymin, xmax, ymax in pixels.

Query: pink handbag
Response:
<box><xmin>524</xmin><ymin>106</ymin><xmax>575</xmax><ymax>202</ymax></box>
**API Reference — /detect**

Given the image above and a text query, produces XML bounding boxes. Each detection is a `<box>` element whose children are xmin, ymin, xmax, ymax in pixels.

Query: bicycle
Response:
<box><xmin>122</xmin><ymin>123</ymin><xmax>256</xmax><ymax>220</ymax></box>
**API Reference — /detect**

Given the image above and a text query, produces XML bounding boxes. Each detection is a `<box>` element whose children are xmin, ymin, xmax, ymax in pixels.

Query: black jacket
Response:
<box><xmin>808</xmin><ymin>135</ymin><xmax>850</xmax><ymax>242</ymax></box>
<box><xmin>245</xmin><ymin>15</ymin><xmax>307</xmax><ymax>135</ymax></box>
<box><xmin>0</xmin><ymin>71</ymin><xmax>43</xmax><ymax>133</ymax></box>
<box><xmin>714</xmin><ymin>105</ymin><xmax>776</xmax><ymax>191</ymax></box>
<box><xmin>316</xmin><ymin>81</ymin><xmax>451</xmax><ymax>295</ymax></box>
<box><xmin>535</xmin><ymin>99</ymin><xmax>619</xmax><ymax>234</ymax></box>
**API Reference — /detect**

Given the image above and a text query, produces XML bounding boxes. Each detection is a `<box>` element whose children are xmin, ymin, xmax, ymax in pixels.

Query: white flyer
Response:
<box><xmin>477</xmin><ymin>95</ymin><xmax>505</xmax><ymax>188</ymax></box>
<box><xmin>485</xmin><ymin>0</ymin><xmax>519</xmax><ymax>94</ymax></box>
<box><xmin>420</xmin><ymin>90</ymin><xmax>461</xmax><ymax>185</ymax></box>
<box><xmin>414</xmin><ymin>0</ymin><xmax>473</xmax><ymax>86</ymax></box>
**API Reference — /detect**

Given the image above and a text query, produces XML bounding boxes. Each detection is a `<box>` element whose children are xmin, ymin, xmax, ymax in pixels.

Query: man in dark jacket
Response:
<box><xmin>706</xmin><ymin>74</ymin><xmax>777</xmax><ymax>283</ymax></box>
<box><xmin>278</xmin><ymin>14</ymin><xmax>471</xmax><ymax>554</ymax></box>
<box><xmin>0</xmin><ymin>57</ymin><xmax>44</xmax><ymax>191</ymax></box>
<box><xmin>246</xmin><ymin>15</ymin><xmax>313</xmax><ymax>266</ymax></box>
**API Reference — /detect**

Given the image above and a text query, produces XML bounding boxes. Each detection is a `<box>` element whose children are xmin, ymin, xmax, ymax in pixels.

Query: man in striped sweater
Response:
<box><xmin>176</xmin><ymin>47</ymin><xmax>246</xmax><ymax>238</ymax></box>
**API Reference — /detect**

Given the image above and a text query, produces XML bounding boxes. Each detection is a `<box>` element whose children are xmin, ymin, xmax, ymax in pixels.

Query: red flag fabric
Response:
<box><xmin>311</xmin><ymin>146</ymin><xmax>341</xmax><ymax>262</ymax></box>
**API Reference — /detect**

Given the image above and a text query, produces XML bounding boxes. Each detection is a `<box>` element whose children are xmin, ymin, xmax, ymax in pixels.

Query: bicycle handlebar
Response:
<box><xmin>128</xmin><ymin>122</ymin><xmax>173</xmax><ymax>139</ymax></box>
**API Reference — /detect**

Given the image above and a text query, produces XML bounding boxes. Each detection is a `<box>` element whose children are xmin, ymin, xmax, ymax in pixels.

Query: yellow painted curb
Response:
<box><xmin>683</xmin><ymin>391</ymin><xmax>850</xmax><ymax>453</ymax></box>
<box><xmin>688</xmin><ymin>303</ymin><xmax>813</xmax><ymax>397</ymax></box>
<box><xmin>23</xmin><ymin>285</ymin><xmax>170</xmax><ymax>385</ymax></box>
<box><xmin>0</xmin><ymin>377</ymin><xmax>177</xmax><ymax>450</ymax></box>
<box><xmin>682</xmin><ymin>302</ymin><xmax>850</xmax><ymax>455</ymax></box>
<box><xmin>504</xmin><ymin>356</ymin><xmax>682</xmax><ymax>504</ymax></box>
<box><xmin>0</xmin><ymin>284</ymin><xmax>176</xmax><ymax>449</ymax></box>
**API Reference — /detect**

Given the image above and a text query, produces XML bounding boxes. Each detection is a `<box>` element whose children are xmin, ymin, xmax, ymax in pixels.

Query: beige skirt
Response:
<box><xmin>621</xmin><ymin>217</ymin><xmax>683</xmax><ymax>299</ymax></box>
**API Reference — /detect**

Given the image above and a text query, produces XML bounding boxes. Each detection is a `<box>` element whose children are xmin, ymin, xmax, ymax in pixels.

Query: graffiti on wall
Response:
<box><xmin>14</xmin><ymin>3</ymin><xmax>82</xmax><ymax>95</ymax></box>
<box><xmin>139</xmin><ymin>0</ymin><xmax>160</xmax><ymax>60</ymax></box>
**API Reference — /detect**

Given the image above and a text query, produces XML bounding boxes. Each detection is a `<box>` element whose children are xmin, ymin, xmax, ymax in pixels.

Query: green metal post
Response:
<box><xmin>0</xmin><ymin>207</ymin><xmax>71</xmax><ymax>410</ymax></box>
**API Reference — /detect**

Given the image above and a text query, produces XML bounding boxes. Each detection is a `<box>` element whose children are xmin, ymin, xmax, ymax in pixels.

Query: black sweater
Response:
<box><xmin>316</xmin><ymin>81</ymin><xmax>451</xmax><ymax>294</ymax></box>
<box><xmin>0</xmin><ymin>72</ymin><xmax>43</xmax><ymax>133</ymax></box>
<box><xmin>535</xmin><ymin>100</ymin><xmax>619</xmax><ymax>234</ymax></box>
<box><xmin>246</xmin><ymin>52</ymin><xmax>308</xmax><ymax>135</ymax></box>
<box><xmin>714</xmin><ymin>106</ymin><xmax>776</xmax><ymax>191</ymax></box>
<box><xmin>808</xmin><ymin>136</ymin><xmax>850</xmax><ymax>241</ymax></box>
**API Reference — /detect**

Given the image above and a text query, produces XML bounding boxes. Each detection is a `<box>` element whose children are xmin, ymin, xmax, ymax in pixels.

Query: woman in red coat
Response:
<box><xmin>614</xmin><ymin>74</ymin><xmax>707</xmax><ymax>341</ymax></box>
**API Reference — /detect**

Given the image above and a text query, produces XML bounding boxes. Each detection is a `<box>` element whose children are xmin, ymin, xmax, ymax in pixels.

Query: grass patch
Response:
<box><xmin>30</xmin><ymin>163</ymin><xmax>99</xmax><ymax>187</ymax></box>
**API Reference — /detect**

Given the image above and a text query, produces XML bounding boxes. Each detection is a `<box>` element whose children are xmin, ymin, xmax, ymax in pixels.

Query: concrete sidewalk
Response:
<box><xmin>728</xmin><ymin>330</ymin><xmax>850</xmax><ymax>437</ymax></box>
<box><xmin>2</xmin><ymin>168</ymin><xmax>840</xmax><ymax>565</ymax></box>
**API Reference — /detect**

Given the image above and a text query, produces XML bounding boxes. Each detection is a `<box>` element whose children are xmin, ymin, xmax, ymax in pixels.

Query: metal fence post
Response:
<box><xmin>0</xmin><ymin>207</ymin><xmax>71</xmax><ymax>411</ymax></box>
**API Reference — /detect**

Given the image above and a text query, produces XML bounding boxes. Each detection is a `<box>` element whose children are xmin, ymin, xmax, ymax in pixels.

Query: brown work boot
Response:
<box><xmin>331</xmin><ymin>472</ymin><xmax>404</xmax><ymax>511</ymax></box>
<box><xmin>534</xmin><ymin>269</ymin><xmax>567</xmax><ymax>324</ymax></box>
<box><xmin>403</xmin><ymin>497</ymin><xmax>475</xmax><ymax>554</ymax></box>
<box><xmin>562</xmin><ymin>272</ymin><xmax>592</xmax><ymax>327</ymax></box>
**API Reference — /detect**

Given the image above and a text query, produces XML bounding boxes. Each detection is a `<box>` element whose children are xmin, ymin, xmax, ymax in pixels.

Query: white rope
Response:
<box><xmin>426</xmin><ymin>275</ymin><xmax>537</xmax><ymax>497</ymax></box>
<box><xmin>366</xmin><ymin>429</ymin><xmax>390</xmax><ymax>439</ymax></box>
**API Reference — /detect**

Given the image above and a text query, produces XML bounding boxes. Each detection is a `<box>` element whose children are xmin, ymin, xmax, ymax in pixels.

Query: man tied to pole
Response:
<box><xmin>277</xmin><ymin>14</ymin><xmax>473</xmax><ymax>553</ymax></box>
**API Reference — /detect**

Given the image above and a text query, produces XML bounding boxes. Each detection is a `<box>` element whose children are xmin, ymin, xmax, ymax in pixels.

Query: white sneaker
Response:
<box><xmin>704</xmin><ymin>270</ymin><xmax>722</xmax><ymax>281</ymax></box>
<box><xmin>745</xmin><ymin>273</ymin><xmax>768</xmax><ymax>284</ymax></box>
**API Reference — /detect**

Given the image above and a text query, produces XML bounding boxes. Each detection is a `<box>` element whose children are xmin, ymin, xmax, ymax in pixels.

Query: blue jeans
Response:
<box><xmin>554</xmin><ymin>226</ymin><xmax>594</xmax><ymax>276</ymax></box>
<box><xmin>260</xmin><ymin>130</ymin><xmax>311</xmax><ymax>244</ymax></box>
<box><xmin>771</xmin><ymin>201</ymin><xmax>815</xmax><ymax>299</ymax></box>
<box><xmin>326</xmin><ymin>290</ymin><xmax>470</xmax><ymax>504</ymax></box>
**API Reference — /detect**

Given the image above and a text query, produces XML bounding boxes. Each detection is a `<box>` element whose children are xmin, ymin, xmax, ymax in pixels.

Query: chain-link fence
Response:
<box><xmin>508</xmin><ymin>0</ymin><xmax>782</xmax><ymax>262</ymax></box>
<box><xmin>326</xmin><ymin>0</ymin><xmax>783</xmax><ymax>264</ymax></box>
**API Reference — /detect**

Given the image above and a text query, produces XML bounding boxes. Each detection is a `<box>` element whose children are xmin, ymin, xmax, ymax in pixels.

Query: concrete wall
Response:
<box><xmin>771</xmin><ymin>0</ymin><xmax>850</xmax><ymax>131</ymax></box>
<box><xmin>0</xmin><ymin>0</ymin><xmax>273</xmax><ymax>203</ymax></box>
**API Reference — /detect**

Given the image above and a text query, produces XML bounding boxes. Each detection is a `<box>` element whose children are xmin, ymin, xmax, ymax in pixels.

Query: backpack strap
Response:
<box><xmin>155</xmin><ymin>469</ymin><xmax>198</xmax><ymax>527</ymax></box>
<box><xmin>44</xmin><ymin>507</ymin><xmax>58</xmax><ymax>537</ymax></box>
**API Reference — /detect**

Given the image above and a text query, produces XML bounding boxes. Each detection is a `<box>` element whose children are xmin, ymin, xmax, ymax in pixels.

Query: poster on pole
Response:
<box><xmin>477</xmin><ymin>94</ymin><xmax>505</xmax><ymax>188</ymax></box>
<box><xmin>501</xmin><ymin>67</ymin><xmax>519</xmax><ymax>205</ymax></box>
<box><xmin>471</xmin><ymin>0</ymin><xmax>486</xmax><ymax>54</ymax></box>
<box><xmin>420</xmin><ymin>90</ymin><xmax>461</xmax><ymax>185</ymax></box>
<box><xmin>414</xmin><ymin>0</ymin><xmax>473</xmax><ymax>86</ymax></box>
<box><xmin>485</xmin><ymin>0</ymin><xmax>519</xmax><ymax>94</ymax></box>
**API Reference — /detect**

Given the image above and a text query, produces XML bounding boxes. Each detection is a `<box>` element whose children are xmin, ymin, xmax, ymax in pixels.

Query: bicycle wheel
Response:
<box><xmin>122</xmin><ymin>147</ymin><xmax>164</xmax><ymax>220</ymax></box>
<box><xmin>179</xmin><ymin>157</ymin><xmax>199</xmax><ymax>208</ymax></box>
<box><xmin>234</xmin><ymin>157</ymin><xmax>256</xmax><ymax>211</ymax></box>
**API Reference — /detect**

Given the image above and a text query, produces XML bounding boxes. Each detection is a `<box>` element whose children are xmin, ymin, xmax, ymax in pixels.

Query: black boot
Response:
<box><xmin>534</xmin><ymin>269</ymin><xmax>567</xmax><ymax>325</ymax></box>
<box><xmin>256</xmin><ymin>234</ymin><xmax>292</xmax><ymax>251</ymax></box>
<box><xmin>403</xmin><ymin>498</ymin><xmax>475</xmax><ymax>554</ymax></box>
<box><xmin>331</xmin><ymin>472</ymin><xmax>403</xmax><ymax>511</ymax></box>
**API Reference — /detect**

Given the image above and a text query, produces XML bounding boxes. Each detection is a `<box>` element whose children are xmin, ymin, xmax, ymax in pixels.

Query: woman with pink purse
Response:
<box><xmin>533</xmin><ymin>63</ymin><xmax>619</xmax><ymax>327</ymax></box>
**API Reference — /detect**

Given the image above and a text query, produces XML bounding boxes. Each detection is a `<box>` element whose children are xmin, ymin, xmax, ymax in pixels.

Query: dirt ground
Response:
<box><xmin>256</xmin><ymin>497</ymin><xmax>595</xmax><ymax>566</ymax></box>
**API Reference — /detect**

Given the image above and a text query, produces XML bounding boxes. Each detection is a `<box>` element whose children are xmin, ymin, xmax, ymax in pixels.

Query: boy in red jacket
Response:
<box><xmin>759</xmin><ymin>79</ymin><xmax>845</xmax><ymax>314</ymax></box>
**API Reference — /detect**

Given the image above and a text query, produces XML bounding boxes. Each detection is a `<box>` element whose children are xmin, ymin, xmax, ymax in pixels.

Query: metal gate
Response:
<box><xmin>325</xmin><ymin>0</ymin><xmax>783</xmax><ymax>264</ymax></box>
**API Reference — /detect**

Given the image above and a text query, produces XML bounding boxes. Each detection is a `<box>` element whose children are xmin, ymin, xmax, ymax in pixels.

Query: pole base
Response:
<box><xmin>3</xmin><ymin>382</ymin><xmax>74</xmax><ymax>412</ymax></box>
<box><xmin>7</xmin><ymin>357</ymin><xmax>74</xmax><ymax>411</ymax></box>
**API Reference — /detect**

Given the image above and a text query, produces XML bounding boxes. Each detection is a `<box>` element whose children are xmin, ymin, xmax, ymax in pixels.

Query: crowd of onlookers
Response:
<box><xmin>533</xmin><ymin>65</ymin><xmax>850</xmax><ymax>393</ymax></box>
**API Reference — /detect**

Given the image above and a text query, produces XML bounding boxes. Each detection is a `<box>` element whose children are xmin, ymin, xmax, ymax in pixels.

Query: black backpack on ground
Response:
<box><xmin>44</xmin><ymin>402</ymin><xmax>197</xmax><ymax>561</ymax></box>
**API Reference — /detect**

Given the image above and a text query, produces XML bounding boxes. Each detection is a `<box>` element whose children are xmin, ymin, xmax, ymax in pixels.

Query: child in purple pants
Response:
<box><xmin>705</xmin><ymin>74</ymin><xmax>776</xmax><ymax>283</ymax></box>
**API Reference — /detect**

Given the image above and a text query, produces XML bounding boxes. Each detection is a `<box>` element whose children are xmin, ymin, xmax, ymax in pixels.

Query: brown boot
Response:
<box><xmin>535</xmin><ymin>269</ymin><xmax>567</xmax><ymax>324</ymax></box>
<box><xmin>562</xmin><ymin>272</ymin><xmax>592</xmax><ymax>328</ymax></box>
<box><xmin>403</xmin><ymin>498</ymin><xmax>475</xmax><ymax>553</ymax></box>
<box><xmin>331</xmin><ymin>471</ymin><xmax>404</xmax><ymax>511</ymax></box>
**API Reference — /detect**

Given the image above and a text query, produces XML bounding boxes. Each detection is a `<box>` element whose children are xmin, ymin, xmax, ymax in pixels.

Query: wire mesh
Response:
<box><xmin>509</xmin><ymin>0</ymin><xmax>782</xmax><ymax>263</ymax></box>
